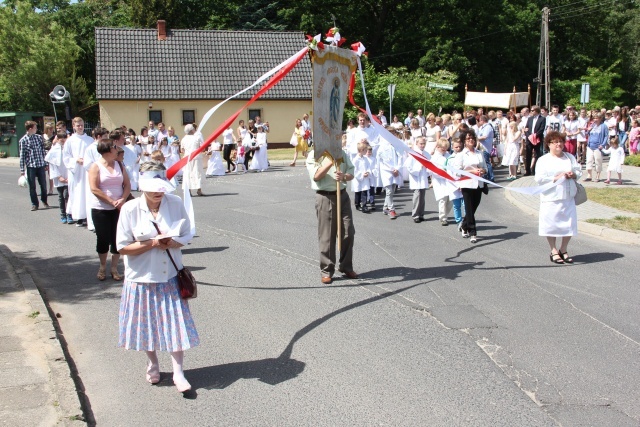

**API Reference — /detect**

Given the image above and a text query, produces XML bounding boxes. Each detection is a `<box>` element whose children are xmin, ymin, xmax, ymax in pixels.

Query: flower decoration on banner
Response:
<box><xmin>350</xmin><ymin>42</ymin><xmax>367</xmax><ymax>57</ymax></box>
<box><xmin>306</xmin><ymin>34</ymin><xmax>325</xmax><ymax>51</ymax></box>
<box><xmin>325</xmin><ymin>27</ymin><xmax>346</xmax><ymax>47</ymax></box>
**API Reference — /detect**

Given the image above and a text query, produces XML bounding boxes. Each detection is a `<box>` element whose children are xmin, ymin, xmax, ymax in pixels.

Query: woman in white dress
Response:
<box><xmin>501</xmin><ymin>121</ymin><xmax>521</xmax><ymax>180</ymax></box>
<box><xmin>424</xmin><ymin>113</ymin><xmax>441</xmax><ymax>155</ymax></box>
<box><xmin>181</xmin><ymin>124</ymin><xmax>204</xmax><ymax>196</ymax></box>
<box><xmin>535</xmin><ymin>131</ymin><xmax>582</xmax><ymax>264</ymax></box>
<box><xmin>409</xmin><ymin>118</ymin><xmax>424</xmax><ymax>148</ymax></box>
<box><xmin>165</xmin><ymin>126</ymin><xmax>181</xmax><ymax>171</ymax></box>
<box><xmin>205</xmin><ymin>141</ymin><xmax>226</xmax><ymax>176</ymax></box>
<box><xmin>138</xmin><ymin>127</ymin><xmax>150</xmax><ymax>163</ymax></box>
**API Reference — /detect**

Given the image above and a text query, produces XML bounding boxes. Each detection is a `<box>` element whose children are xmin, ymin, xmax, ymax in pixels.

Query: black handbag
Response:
<box><xmin>152</xmin><ymin>223</ymin><xmax>197</xmax><ymax>299</ymax></box>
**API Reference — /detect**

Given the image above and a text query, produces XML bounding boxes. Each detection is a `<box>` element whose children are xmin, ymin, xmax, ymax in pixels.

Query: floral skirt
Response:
<box><xmin>118</xmin><ymin>276</ymin><xmax>199</xmax><ymax>351</ymax></box>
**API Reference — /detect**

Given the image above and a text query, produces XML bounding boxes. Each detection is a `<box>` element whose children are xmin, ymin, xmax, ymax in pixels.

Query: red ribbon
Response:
<box><xmin>167</xmin><ymin>48</ymin><xmax>309</xmax><ymax>180</ymax></box>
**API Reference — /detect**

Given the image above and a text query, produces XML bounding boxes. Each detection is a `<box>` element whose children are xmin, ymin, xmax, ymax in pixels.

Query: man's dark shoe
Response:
<box><xmin>321</xmin><ymin>276</ymin><xmax>333</xmax><ymax>284</ymax></box>
<box><xmin>339</xmin><ymin>270</ymin><xmax>359</xmax><ymax>279</ymax></box>
<box><xmin>43</xmin><ymin>203</ymin><xmax>50</xmax><ymax>209</ymax></box>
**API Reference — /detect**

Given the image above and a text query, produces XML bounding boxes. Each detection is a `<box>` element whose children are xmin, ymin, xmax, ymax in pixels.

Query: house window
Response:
<box><xmin>182</xmin><ymin>110</ymin><xmax>196</xmax><ymax>125</ymax></box>
<box><xmin>149</xmin><ymin>110</ymin><xmax>163</xmax><ymax>124</ymax></box>
<box><xmin>248</xmin><ymin>109</ymin><xmax>262</xmax><ymax>122</ymax></box>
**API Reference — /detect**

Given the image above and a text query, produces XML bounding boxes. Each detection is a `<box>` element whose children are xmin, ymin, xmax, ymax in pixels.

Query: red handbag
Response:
<box><xmin>152</xmin><ymin>223</ymin><xmax>197</xmax><ymax>299</ymax></box>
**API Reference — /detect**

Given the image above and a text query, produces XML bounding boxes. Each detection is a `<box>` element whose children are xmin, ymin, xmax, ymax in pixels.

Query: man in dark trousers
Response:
<box><xmin>524</xmin><ymin>106</ymin><xmax>546</xmax><ymax>175</ymax></box>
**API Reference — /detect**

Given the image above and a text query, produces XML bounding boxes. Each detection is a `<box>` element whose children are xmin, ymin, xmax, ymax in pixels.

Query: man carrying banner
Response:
<box><xmin>306</xmin><ymin>151</ymin><xmax>357</xmax><ymax>284</ymax></box>
<box><xmin>306</xmin><ymin>41</ymin><xmax>360</xmax><ymax>284</ymax></box>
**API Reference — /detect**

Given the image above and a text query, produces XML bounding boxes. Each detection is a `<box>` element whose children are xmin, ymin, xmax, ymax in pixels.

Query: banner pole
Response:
<box><xmin>336</xmin><ymin>164</ymin><xmax>341</xmax><ymax>253</ymax></box>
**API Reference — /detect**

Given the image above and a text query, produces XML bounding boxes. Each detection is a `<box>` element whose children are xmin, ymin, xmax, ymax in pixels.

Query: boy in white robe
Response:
<box><xmin>82</xmin><ymin>127</ymin><xmax>107</xmax><ymax>231</ymax></box>
<box><xmin>45</xmin><ymin>132</ymin><xmax>70</xmax><ymax>223</ymax></box>
<box><xmin>365</xmin><ymin>145</ymin><xmax>378</xmax><ymax>210</ymax></box>
<box><xmin>351</xmin><ymin>140</ymin><xmax>372</xmax><ymax>213</ymax></box>
<box><xmin>377</xmin><ymin>137</ymin><xmax>403</xmax><ymax>219</ymax></box>
<box><xmin>404</xmin><ymin>136</ymin><xmax>430</xmax><ymax>223</ymax></box>
<box><xmin>62</xmin><ymin>117</ymin><xmax>92</xmax><ymax>225</ymax></box>
<box><xmin>431</xmin><ymin>138</ymin><xmax>458</xmax><ymax>225</ymax></box>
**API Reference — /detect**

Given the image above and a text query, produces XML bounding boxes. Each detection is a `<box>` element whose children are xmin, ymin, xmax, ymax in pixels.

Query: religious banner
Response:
<box><xmin>312</xmin><ymin>46</ymin><xmax>357</xmax><ymax>161</ymax></box>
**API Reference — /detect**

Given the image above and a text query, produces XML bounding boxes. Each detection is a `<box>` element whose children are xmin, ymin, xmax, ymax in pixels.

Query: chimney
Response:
<box><xmin>157</xmin><ymin>20</ymin><xmax>167</xmax><ymax>41</ymax></box>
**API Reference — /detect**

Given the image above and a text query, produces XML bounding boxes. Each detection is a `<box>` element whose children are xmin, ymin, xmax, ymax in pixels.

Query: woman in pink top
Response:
<box><xmin>89</xmin><ymin>139</ymin><xmax>131</xmax><ymax>281</ymax></box>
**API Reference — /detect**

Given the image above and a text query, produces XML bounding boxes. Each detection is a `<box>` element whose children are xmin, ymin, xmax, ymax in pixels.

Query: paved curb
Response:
<box><xmin>504</xmin><ymin>183</ymin><xmax>640</xmax><ymax>246</ymax></box>
<box><xmin>0</xmin><ymin>245</ymin><xmax>86</xmax><ymax>426</ymax></box>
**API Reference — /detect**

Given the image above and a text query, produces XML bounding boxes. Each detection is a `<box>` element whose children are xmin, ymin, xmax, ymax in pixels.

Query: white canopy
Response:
<box><xmin>464</xmin><ymin>91</ymin><xmax>529</xmax><ymax>109</ymax></box>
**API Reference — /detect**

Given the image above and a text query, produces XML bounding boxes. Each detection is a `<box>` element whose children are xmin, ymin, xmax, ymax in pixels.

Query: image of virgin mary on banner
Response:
<box><xmin>312</xmin><ymin>46</ymin><xmax>357</xmax><ymax>161</ymax></box>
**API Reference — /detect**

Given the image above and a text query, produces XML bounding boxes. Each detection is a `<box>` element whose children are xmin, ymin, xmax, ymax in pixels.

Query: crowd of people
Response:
<box><xmin>339</xmin><ymin>102</ymin><xmax>634</xmax><ymax>244</ymax></box>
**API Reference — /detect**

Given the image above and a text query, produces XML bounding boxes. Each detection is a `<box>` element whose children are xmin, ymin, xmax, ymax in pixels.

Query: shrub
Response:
<box><xmin>624</xmin><ymin>154</ymin><xmax>640</xmax><ymax>167</ymax></box>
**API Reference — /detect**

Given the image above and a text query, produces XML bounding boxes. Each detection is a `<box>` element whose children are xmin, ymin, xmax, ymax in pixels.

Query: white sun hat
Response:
<box><xmin>138</xmin><ymin>169</ymin><xmax>176</xmax><ymax>193</ymax></box>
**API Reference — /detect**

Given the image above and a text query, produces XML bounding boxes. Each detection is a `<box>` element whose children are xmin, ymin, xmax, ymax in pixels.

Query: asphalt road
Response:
<box><xmin>1</xmin><ymin>164</ymin><xmax>639</xmax><ymax>426</ymax></box>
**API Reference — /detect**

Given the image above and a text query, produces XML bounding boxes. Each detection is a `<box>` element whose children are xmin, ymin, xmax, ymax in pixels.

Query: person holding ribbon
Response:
<box><xmin>453</xmin><ymin>129</ymin><xmax>487</xmax><ymax>244</ymax></box>
<box><xmin>116</xmin><ymin>161</ymin><xmax>198</xmax><ymax>393</ymax></box>
<box><xmin>535</xmin><ymin>131</ymin><xmax>582</xmax><ymax>264</ymax></box>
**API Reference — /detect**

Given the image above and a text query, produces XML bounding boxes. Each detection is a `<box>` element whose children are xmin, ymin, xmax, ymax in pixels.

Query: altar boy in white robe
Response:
<box><xmin>377</xmin><ymin>137</ymin><xmax>403</xmax><ymax>220</ymax></box>
<box><xmin>82</xmin><ymin>127</ymin><xmax>107</xmax><ymax>231</ymax></box>
<box><xmin>431</xmin><ymin>138</ymin><xmax>458</xmax><ymax>225</ymax></box>
<box><xmin>351</xmin><ymin>140</ymin><xmax>372</xmax><ymax>213</ymax></box>
<box><xmin>404</xmin><ymin>136</ymin><xmax>430</xmax><ymax>223</ymax></box>
<box><xmin>62</xmin><ymin>117</ymin><xmax>92</xmax><ymax>226</ymax></box>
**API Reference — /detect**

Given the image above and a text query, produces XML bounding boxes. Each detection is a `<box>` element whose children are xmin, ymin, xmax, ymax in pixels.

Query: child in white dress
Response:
<box><xmin>249</xmin><ymin>128</ymin><xmax>268</xmax><ymax>172</ymax></box>
<box><xmin>501</xmin><ymin>121</ymin><xmax>521</xmax><ymax>180</ymax></box>
<box><xmin>352</xmin><ymin>141</ymin><xmax>372</xmax><ymax>213</ymax></box>
<box><xmin>205</xmin><ymin>141</ymin><xmax>226</xmax><ymax>176</ymax></box>
<box><xmin>602</xmin><ymin>137</ymin><xmax>625</xmax><ymax>185</ymax></box>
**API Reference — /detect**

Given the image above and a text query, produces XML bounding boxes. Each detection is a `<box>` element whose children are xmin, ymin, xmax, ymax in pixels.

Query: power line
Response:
<box><xmin>550</xmin><ymin>0</ymin><xmax>622</xmax><ymax>18</ymax></box>
<box><xmin>550</xmin><ymin>0</ymin><xmax>635</xmax><ymax>21</ymax></box>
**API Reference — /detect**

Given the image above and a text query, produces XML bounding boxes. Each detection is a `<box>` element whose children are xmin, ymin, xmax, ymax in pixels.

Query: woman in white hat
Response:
<box><xmin>116</xmin><ymin>161</ymin><xmax>198</xmax><ymax>393</ymax></box>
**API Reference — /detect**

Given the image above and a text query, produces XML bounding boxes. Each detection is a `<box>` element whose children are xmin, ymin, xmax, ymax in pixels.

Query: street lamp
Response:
<box><xmin>49</xmin><ymin>85</ymin><xmax>71</xmax><ymax>123</ymax></box>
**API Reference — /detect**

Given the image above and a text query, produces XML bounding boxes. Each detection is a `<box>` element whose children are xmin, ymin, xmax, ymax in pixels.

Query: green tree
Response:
<box><xmin>52</xmin><ymin>0</ymin><xmax>132</xmax><ymax>95</ymax></box>
<box><xmin>553</xmin><ymin>63</ymin><xmax>624</xmax><ymax>110</ymax></box>
<box><xmin>345</xmin><ymin>59</ymin><xmax>460</xmax><ymax>124</ymax></box>
<box><xmin>0</xmin><ymin>0</ymin><xmax>92</xmax><ymax>113</ymax></box>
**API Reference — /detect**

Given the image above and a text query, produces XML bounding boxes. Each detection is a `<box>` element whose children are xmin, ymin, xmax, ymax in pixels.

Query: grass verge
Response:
<box><xmin>585</xmin><ymin>216</ymin><xmax>640</xmax><ymax>234</ymax></box>
<box><xmin>266</xmin><ymin>147</ymin><xmax>297</xmax><ymax>161</ymax></box>
<box><xmin>584</xmin><ymin>188</ymin><xmax>640</xmax><ymax>214</ymax></box>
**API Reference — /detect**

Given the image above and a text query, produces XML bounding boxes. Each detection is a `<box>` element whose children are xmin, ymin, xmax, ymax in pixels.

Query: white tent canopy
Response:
<box><xmin>464</xmin><ymin>91</ymin><xmax>529</xmax><ymax>109</ymax></box>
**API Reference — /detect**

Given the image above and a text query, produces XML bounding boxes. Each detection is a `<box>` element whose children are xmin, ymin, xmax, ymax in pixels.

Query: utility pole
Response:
<box><xmin>535</xmin><ymin>7</ymin><xmax>550</xmax><ymax>107</ymax></box>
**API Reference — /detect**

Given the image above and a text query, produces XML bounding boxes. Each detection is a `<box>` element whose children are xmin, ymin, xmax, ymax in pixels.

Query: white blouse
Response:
<box><xmin>452</xmin><ymin>148</ymin><xmax>487</xmax><ymax>189</ymax></box>
<box><xmin>534</xmin><ymin>153</ymin><xmax>582</xmax><ymax>202</ymax></box>
<box><xmin>116</xmin><ymin>194</ymin><xmax>193</xmax><ymax>283</ymax></box>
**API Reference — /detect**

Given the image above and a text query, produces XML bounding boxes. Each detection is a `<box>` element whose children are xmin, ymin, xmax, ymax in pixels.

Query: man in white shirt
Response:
<box><xmin>377</xmin><ymin>109</ymin><xmax>388</xmax><ymax>126</ymax></box>
<box><xmin>147</xmin><ymin>120</ymin><xmax>159</xmax><ymax>141</ymax></box>
<box><xmin>545</xmin><ymin>105</ymin><xmax>562</xmax><ymax>134</ymax></box>
<box><xmin>416</xmin><ymin>109</ymin><xmax>425</xmax><ymax>127</ymax></box>
<box><xmin>156</xmin><ymin>122</ymin><xmax>169</xmax><ymax>143</ymax></box>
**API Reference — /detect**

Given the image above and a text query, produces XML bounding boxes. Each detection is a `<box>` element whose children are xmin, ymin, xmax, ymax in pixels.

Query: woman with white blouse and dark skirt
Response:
<box><xmin>453</xmin><ymin>129</ymin><xmax>487</xmax><ymax>244</ymax></box>
<box><xmin>535</xmin><ymin>131</ymin><xmax>582</xmax><ymax>264</ymax></box>
<box><xmin>88</xmin><ymin>139</ymin><xmax>131</xmax><ymax>281</ymax></box>
<box><xmin>116</xmin><ymin>161</ymin><xmax>198</xmax><ymax>393</ymax></box>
